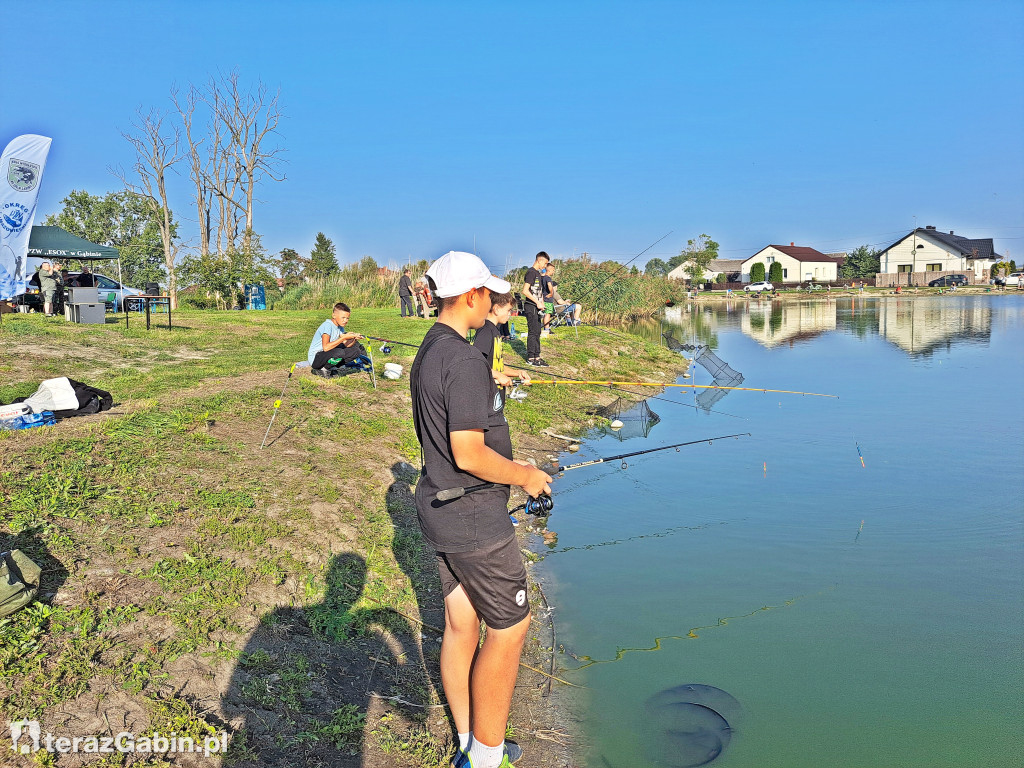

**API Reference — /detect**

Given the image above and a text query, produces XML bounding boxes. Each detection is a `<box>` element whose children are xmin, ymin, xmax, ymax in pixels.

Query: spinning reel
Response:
<box><xmin>379</xmin><ymin>344</ymin><xmax>393</xmax><ymax>354</ymax></box>
<box><xmin>520</xmin><ymin>493</ymin><xmax>554</xmax><ymax>516</ymax></box>
<box><xmin>508</xmin><ymin>384</ymin><xmax>529</xmax><ymax>402</ymax></box>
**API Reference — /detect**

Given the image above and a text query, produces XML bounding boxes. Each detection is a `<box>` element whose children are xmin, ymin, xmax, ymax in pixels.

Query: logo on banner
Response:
<box><xmin>7</xmin><ymin>158</ymin><xmax>40</xmax><ymax>192</ymax></box>
<box><xmin>1</xmin><ymin>202</ymin><xmax>30</xmax><ymax>235</ymax></box>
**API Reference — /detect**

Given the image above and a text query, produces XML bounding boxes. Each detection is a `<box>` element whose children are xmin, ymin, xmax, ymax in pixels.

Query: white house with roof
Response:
<box><xmin>741</xmin><ymin>244</ymin><xmax>842</xmax><ymax>284</ymax></box>
<box><xmin>666</xmin><ymin>258</ymin><xmax>745</xmax><ymax>282</ymax></box>
<box><xmin>876</xmin><ymin>226</ymin><xmax>1001</xmax><ymax>285</ymax></box>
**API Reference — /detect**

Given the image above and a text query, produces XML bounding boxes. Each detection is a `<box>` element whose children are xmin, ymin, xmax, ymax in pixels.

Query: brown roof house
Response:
<box><xmin>741</xmin><ymin>243</ymin><xmax>843</xmax><ymax>284</ymax></box>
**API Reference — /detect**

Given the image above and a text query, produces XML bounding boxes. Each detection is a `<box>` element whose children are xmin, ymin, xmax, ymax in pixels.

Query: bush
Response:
<box><xmin>768</xmin><ymin>262</ymin><xmax>783</xmax><ymax>284</ymax></box>
<box><xmin>715</xmin><ymin>273</ymin><xmax>727</xmax><ymax>284</ymax></box>
<box><xmin>750</xmin><ymin>262</ymin><xmax>766</xmax><ymax>282</ymax></box>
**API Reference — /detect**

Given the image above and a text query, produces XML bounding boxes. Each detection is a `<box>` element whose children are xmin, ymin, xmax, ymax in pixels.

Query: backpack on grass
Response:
<box><xmin>0</xmin><ymin>550</ymin><xmax>42</xmax><ymax>618</ymax></box>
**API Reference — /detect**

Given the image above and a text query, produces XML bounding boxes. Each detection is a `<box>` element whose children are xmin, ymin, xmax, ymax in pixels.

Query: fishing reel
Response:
<box><xmin>379</xmin><ymin>344</ymin><xmax>392</xmax><ymax>355</ymax></box>
<box><xmin>508</xmin><ymin>384</ymin><xmax>529</xmax><ymax>402</ymax></box>
<box><xmin>522</xmin><ymin>493</ymin><xmax>554</xmax><ymax>516</ymax></box>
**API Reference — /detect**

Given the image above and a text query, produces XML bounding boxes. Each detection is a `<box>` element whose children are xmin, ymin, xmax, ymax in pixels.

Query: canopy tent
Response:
<box><xmin>27</xmin><ymin>225</ymin><xmax>125</xmax><ymax>296</ymax></box>
<box><xmin>28</xmin><ymin>226</ymin><xmax>120</xmax><ymax>261</ymax></box>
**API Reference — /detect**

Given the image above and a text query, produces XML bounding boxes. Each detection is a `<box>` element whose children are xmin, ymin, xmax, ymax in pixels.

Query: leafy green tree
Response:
<box><xmin>715</xmin><ymin>272</ymin><xmax>727</xmax><ymax>284</ymax></box>
<box><xmin>679</xmin><ymin>234</ymin><xmax>720</xmax><ymax>284</ymax></box>
<box><xmin>645</xmin><ymin>258</ymin><xmax>668</xmax><ymax>277</ymax></box>
<box><xmin>43</xmin><ymin>189</ymin><xmax>174</xmax><ymax>287</ymax></box>
<box><xmin>307</xmin><ymin>232</ymin><xmax>340</xmax><ymax>280</ymax></box>
<box><xmin>178</xmin><ymin>230</ymin><xmax>276</xmax><ymax>308</ymax></box>
<box><xmin>840</xmin><ymin>245</ymin><xmax>881</xmax><ymax>279</ymax></box>
<box><xmin>630</xmin><ymin>265</ymin><xmax>640</xmax><ymax>276</ymax></box>
<box><xmin>750</xmin><ymin>262</ymin><xmax>766</xmax><ymax>282</ymax></box>
<box><xmin>768</xmin><ymin>261</ymin><xmax>783</xmax><ymax>284</ymax></box>
<box><xmin>277</xmin><ymin>247</ymin><xmax>308</xmax><ymax>287</ymax></box>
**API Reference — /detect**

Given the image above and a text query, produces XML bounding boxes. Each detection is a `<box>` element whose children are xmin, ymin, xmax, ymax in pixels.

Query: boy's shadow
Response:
<box><xmin>385</xmin><ymin>461</ymin><xmax>446</xmax><ymax>702</ymax></box>
<box><xmin>226</xmin><ymin>552</ymin><xmax>432</xmax><ymax>767</ymax></box>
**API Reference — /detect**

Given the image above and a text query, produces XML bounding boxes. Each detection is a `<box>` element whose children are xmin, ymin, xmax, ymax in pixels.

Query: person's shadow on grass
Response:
<box><xmin>226</xmin><ymin>552</ymin><xmax>425</xmax><ymax>767</ymax></box>
<box><xmin>385</xmin><ymin>461</ymin><xmax>447</xmax><ymax>711</ymax></box>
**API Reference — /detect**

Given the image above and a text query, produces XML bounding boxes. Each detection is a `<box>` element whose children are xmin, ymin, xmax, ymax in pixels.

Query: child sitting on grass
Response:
<box><xmin>307</xmin><ymin>302</ymin><xmax>369</xmax><ymax>377</ymax></box>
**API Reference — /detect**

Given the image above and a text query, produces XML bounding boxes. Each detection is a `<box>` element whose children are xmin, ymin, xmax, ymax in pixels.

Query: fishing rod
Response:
<box><xmin>363</xmin><ymin>335</ymin><xmax>421</xmax><ymax>354</ymax></box>
<box><xmin>516</xmin><ymin>378</ymin><xmax>839</xmax><ymax>399</ymax></box>
<box><xmin>503</xmin><ymin>363</ymin><xmax>748</xmax><ymax>419</ymax></box>
<box><xmin>552</xmin><ymin>432</ymin><xmax>750</xmax><ymax>473</ymax></box>
<box><xmin>566</xmin><ymin>231</ymin><xmax>673</xmax><ymax>309</ymax></box>
<box><xmin>260</xmin><ymin>363</ymin><xmax>297</xmax><ymax>450</ymax></box>
<box><xmin>435</xmin><ymin>432</ymin><xmax>751</xmax><ymax>513</ymax></box>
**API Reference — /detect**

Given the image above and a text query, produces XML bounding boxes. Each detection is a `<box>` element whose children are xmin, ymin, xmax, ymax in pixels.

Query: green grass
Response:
<box><xmin>0</xmin><ymin>307</ymin><xmax>685</xmax><ymax>766</ymax></box>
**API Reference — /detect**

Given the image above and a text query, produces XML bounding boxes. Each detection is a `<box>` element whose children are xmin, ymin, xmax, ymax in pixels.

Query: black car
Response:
<box><xmin>928</xmin><ymin>274</ymin><xmax>968</xmax><ymax>287</ymax></box>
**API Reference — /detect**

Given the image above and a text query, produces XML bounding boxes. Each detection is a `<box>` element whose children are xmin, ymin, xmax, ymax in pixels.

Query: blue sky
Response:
<box><xmin>3</xmin><ymin>0</ymin><xmax>1022</xmax><ymax>274</ymax></box>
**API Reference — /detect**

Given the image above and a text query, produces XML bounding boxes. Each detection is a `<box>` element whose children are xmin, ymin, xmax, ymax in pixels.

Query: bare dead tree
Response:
<box><xmin>171</xmin><ymin>85</ymin><xmax>213</xmax><ymax>259</ymax></box>
<box><xmin>210</xmin><ymin>71</ymin><xmax>286</xmax><ymax>255</ymax></box>
<box><xmin>114</xmin><ymin>108</ymin><xmax>182</xmax><ymax>308</ymax></box>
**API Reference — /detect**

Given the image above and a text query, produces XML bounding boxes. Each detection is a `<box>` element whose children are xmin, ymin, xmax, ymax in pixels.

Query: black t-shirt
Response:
<box><xmin>524</xmin><ymin>267</ymin><xmax>544</xmax><ymax>303</ymax></box>
<box><xmin>411</xmin><ymin>322</ymin><xmax>514</xmax><ymax>553</ymax></box>
<box><xmin>473</xmin><ymin>319</ymin><xmax>505</xmax><ymax>408</ymax></box>
<box><xmin>399</xmin><ymin>274</ymin><xmax>413</xmax><ymax>296</ymax></box>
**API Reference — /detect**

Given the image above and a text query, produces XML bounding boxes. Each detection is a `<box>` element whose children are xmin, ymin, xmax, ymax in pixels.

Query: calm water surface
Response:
<box><xmin>537</xmin><ymin>295</ymin><xmax>1023</xmax><ymax>768</ymax></box>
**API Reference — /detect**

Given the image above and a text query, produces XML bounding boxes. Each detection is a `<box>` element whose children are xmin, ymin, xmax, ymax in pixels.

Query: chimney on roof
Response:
<box><xmin>949</xmin><ymin>230</ymin><xmax>954</xmax><ymax>235</ymax></box>
<box><xmin>790</xmin><ymin>242</ymin><xmax>794</xmax><ymax>246</ymax></box>
<box><xmin>926</xmin><ymin>225</ymin><xmax>936</xmax><ymax>230</ymax></box>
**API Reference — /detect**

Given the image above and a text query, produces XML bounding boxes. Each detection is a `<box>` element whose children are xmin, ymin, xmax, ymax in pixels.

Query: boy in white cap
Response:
<box><xmin>411</xmin><ymin>251</ymin><xmax>551</xmax><ymax>768</ymax></box>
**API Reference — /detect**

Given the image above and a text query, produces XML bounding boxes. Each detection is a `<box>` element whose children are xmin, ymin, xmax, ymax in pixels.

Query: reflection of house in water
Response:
<box><xmin>740</xmin><ymin>300</ymin><xmax>837</xmax><ymax>347</ymax></box>
<box><xmin>876</xmin><ymin>299</ymin><xmax>992</xmax><ymax>356</ymax></box>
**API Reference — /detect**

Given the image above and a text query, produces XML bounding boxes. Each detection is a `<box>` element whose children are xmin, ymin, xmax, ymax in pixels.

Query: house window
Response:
<box><xmin>767</xmin><ymin>256</ymin><xmax>775</xmax><ymax>264</ymax></box>
<box><xmin>926</xmin><ymin>263</ymin><xmax>942</xmax><ymax>272</ymax></box>
<box><xmin>897</xmin><ymin>265</ymin><xmax>913</xmax><ymax>273</ymax></box>
<box><xmin>783</xmin><ymin>269</ymin><xmax>788</xmax><ymax>279</ymax></box>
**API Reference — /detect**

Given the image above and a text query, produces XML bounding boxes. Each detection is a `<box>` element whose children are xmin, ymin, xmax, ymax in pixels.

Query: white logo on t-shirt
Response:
<box><xmin>514</xmin><ymin>589</ymin><xmax>526</xmax><ymax>607</ymax></box>
<box><xmin>493</xmin><ymin>391</ymin><xmax>502</xmax><ymax>412</ymax></box>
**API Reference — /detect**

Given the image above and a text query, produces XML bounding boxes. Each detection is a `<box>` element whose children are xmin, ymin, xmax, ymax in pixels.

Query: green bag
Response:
<box><xmin>0</xmin><ymin>550</ymin><xmax>42</xmax><ymax>618</ymax></box>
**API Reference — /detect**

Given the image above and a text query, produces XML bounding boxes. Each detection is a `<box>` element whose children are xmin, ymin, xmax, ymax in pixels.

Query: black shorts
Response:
<box><xmin>436</xmin><ymin>534</ymin><xmax>530</xmax><ymax>630</ymax></box>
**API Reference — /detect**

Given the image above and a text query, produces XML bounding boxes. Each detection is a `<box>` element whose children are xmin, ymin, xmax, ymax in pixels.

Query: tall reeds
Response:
<box><xmin>275</xmin><ymin>263</ymin><xmax>404</xmax><ymax>310</ymax></box>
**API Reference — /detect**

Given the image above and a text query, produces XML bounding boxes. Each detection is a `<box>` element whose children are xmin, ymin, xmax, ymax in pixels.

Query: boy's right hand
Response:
<box><xmin>514</xmin><ymin>461</ymin><xmax>552</xmax><ymax>498</ymax></box>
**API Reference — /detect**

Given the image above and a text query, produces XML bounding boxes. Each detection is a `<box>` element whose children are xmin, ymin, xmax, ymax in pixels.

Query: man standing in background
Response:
<box><xmin>399</xmin><ymin>267</ymin><xmax>415</xmax><ymax>318</ymax></box>
<box><xmin>521</xmin><ymin>252</ymin><xmax>549</xmax><ymax>366</ymax></box>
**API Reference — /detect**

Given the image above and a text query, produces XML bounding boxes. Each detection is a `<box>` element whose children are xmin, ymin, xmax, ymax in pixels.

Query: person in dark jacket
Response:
<box><xmin>399</xmin><ymin>268</ymin><xmax>415</xmax><ymax>318</ymax></box>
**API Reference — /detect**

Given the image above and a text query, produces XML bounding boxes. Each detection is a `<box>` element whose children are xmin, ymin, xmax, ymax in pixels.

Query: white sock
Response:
<box><xmin>469</xmin><ymin>738</ymin><xmax>504</xmax><ymax>768</ymax></box>
<box><xmin>458</xmin><ymin>731</ymin><xmax>471</xmax><ymax>752</ymax></box>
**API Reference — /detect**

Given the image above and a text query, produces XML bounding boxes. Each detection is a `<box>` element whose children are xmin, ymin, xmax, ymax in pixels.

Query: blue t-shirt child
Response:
<box><xmin>307</xmin><ymin>319</ymin><xmax>344</xmax><ymax>364</ymax></box>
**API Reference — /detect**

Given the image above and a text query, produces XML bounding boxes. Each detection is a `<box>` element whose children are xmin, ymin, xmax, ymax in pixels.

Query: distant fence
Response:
<box><xmin>875</xmin><ymin>271</ymin><xmax>975</xmax><ymax>288</ymax></box>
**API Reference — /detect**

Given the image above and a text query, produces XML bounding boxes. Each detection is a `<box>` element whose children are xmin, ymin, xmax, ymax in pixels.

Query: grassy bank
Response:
<box><xmin>0</xmin><ymin>309</ymin><xmax>685</xmax><ymax>767</ymax></box>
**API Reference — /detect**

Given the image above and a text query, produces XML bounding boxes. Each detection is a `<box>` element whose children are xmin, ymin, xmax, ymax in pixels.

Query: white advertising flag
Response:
<box><xmin>0</xmin><ymin>134</ymin><xmax>52</xmax><ymax>300</ymax></box>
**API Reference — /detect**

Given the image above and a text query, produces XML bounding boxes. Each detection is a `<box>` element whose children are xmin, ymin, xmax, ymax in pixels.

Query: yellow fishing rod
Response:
<box><xmin>516</xmin><ymin>378</ymin><xmax>839</xmax><ymax>399</ymax></box>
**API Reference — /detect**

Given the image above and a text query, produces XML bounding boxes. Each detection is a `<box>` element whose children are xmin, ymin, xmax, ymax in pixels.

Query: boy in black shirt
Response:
<box><xmin>521</xmin><ymin>251</ymin><xmax>549</xmax><ymax>366</ymax></box>
<box><xmin>411</xmin><ymin>251</ymin><xmax>550</xmax><ymax>768</ymax></box>
<box><xmin>473</xmin><ymin>291</ymin><xmax>531</xmax><ymax>396</ymax></box>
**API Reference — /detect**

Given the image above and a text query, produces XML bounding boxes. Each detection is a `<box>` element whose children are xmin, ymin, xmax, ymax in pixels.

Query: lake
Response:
<box><xmin>537</xmin><ymin>295</ymin><xmax>1024</xmax><ymax>768</ymax></box>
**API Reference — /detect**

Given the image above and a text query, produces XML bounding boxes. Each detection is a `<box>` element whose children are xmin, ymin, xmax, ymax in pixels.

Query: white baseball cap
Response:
<box><xmin>425</xmin><ymin>251</ymin><xmax>512</xmax><ymax>298</ymax></box>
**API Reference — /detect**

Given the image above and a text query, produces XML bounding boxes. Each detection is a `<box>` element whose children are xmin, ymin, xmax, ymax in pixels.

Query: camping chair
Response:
<box><xmin>103</xmin><ymin>291</ymin><xmax>117</xmax><ymax>313</ymax></box>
